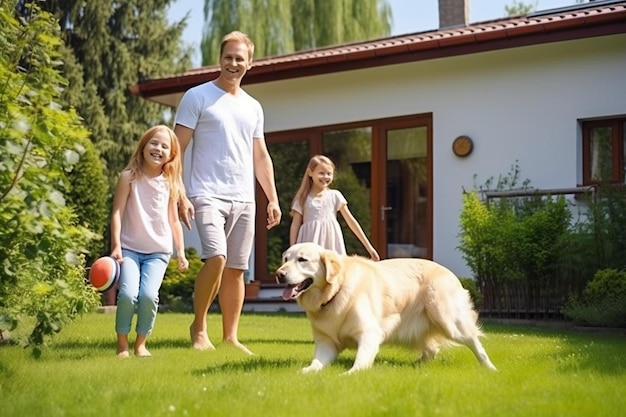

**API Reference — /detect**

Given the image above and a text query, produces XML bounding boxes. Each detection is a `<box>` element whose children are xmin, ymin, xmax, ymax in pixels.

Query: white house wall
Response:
<box><xmin>180</xmin><ymin>33</ymin><xmax>626</xmax><ymax>277</ymax></box>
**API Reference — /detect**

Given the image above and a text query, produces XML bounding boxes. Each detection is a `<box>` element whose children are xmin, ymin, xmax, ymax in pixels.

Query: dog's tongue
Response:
<box><xmin>282</xmin><ymin>286</ymin><xmax>298</xmax><ymax>300</ymax></box>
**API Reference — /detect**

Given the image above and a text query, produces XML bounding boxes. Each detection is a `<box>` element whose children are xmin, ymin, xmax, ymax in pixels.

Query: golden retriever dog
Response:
<box><xmin>275</xmin><ymin>243</ymin><xmax>497</xmax><ymax>374</ymax></box>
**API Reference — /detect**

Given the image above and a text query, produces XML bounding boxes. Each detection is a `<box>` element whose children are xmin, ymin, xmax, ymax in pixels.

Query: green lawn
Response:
<box><xmin>1</xmin><ymin>312</ymin><xmax>624</xmax><ymax>417</ymax></box>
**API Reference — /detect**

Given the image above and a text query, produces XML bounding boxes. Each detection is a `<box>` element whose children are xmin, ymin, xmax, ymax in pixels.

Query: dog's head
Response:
<box><xmin>275</xmin><ymin>243</ymin><xmax>341</xmax><ymax>304</ymax></box>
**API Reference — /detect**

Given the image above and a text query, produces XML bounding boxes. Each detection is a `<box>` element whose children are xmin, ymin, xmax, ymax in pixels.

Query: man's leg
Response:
<box><xmin>190</xmin><ymin>255</ymin><xmax>225</xmax><ymax>350</ymax></box>
<box><xmin>218</xmin><ymin>266</ymin><xmax>252</xmax><ymax>354</ymax></box>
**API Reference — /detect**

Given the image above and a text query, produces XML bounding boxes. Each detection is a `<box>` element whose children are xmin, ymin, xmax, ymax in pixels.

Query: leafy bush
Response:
<box><xmin>562</xmin><ymin>268</ymin><xmax>626</xmax><ymax>327</ymax></box>
<box><xmin>64</xmin><ymin>136</ymin><xmax>110</xmax><ymax>259</ymax></box>
<box><xmin>0</xmin><ymin>3</ymin><xmax>100</xmax><ymax>355</ymax></box>
<box><xmin>457</xmin><ymin>162</ymin><xmax>599</xmax><ymax>317</ymax></box>
<box><xmin>159</xmin><ymin>248</ymin><xmax>203</xmax><ymax>312</ymax></box>
<box><xmin>458</xmin><ymin>277</ymin><xmax>483</xmax><ymax>309</ymax></box>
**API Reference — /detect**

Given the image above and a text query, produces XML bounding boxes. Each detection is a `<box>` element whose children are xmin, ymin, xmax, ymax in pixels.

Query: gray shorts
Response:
<box><xmin>191</xmin><ymin>197</ymin><xmax>256</xmax><ymax>270</ymax></box>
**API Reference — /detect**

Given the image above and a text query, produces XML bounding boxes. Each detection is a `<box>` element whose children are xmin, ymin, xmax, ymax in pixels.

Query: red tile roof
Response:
<box><xmin>130</xmin><ymin>1</ymin><xmax>626</xmax><ymax>100</ymax></box>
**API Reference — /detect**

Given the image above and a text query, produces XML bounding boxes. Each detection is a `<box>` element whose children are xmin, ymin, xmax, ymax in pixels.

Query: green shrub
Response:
<box><xmin>562</xmin><ymin>268</ymin><xmax>626</xmax><ymax>327</ymax></box>
<box><xmin>159</xmin><ymin>248</ymin><xmax>203</xmax><ymax>312</ymax></box>
<box><xmin>459</xmin><ymin>277</ymin><xmax>483</xmax><ymax>309</ymax></box>
<box><xmin>65</xmin><ymin>136</ymin><xmax>110</xmax><ymax>259</ymax></box>
<box><xmin>0</xmin><ymin>3</ymin><xmax>101</xmax><ymax>354</ymax></box>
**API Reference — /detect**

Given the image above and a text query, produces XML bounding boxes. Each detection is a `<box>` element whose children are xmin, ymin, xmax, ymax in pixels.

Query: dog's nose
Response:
<box><xmin>275</xmin><ymin>269</ymin><xmax>286</xmax><ymax>284</ymax></box>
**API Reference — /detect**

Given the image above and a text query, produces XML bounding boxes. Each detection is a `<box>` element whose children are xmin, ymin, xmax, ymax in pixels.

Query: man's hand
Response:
<box><xmin>266</xmin><ymin>201</ymin><xmax>281</xmax><ymax>230</ymax></box>
<box><xmin>178</xmin><ymin>196</ymin><xmax>195</xmax><ymax>230</ymax></box>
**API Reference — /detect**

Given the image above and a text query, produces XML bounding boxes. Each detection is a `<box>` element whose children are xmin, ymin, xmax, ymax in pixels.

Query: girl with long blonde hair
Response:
<box><xmin>110</xmin><ymin>125</ymin><xmax>189</xmax><ymax>357</ymax></box>
<box><xmin>290</xmin><ymin>155</ymin><xmax>379</xmax><ymax>260</ymax></box>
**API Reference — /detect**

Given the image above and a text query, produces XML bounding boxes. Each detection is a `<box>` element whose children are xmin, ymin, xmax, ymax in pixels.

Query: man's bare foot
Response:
<box><xmin>223</xmin><ymin>339</ymin><xmax>255</xmax><ymax>356</ymax></box>
<box><xmin>190</xmin><ymin>324</ymin><xmax>215</xmax><ymax>351</ymax></box>
<box><xmin>117</xmin><ymin>350</ymin><xmax>130</xmax><ymax>358</ymax></box>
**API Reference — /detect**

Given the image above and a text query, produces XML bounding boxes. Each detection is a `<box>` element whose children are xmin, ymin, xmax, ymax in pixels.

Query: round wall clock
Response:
<box><xmin>452</xmin><ymin>135</ymin><xmax>473</xmax><ymax>157</ymax></box>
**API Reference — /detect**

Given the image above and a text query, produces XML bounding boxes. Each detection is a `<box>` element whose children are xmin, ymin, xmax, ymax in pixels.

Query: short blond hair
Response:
<box><xmin>220</xmin><ymin>31</ymin><xmax>255</xmax><ymax>62</ymax></box>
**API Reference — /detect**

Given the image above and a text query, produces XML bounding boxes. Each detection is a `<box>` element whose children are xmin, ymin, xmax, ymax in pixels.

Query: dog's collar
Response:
<box><xmin>321</xmin><ymin>289</ymin><xmax>339</xmax><ymax>308</ymax></box>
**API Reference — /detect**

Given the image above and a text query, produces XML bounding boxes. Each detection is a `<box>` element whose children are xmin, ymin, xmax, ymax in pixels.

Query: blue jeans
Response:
<box><xmin>115</xmin><ymin>249</ymin><xmax>170</xmax><ymax>336</ymax></box>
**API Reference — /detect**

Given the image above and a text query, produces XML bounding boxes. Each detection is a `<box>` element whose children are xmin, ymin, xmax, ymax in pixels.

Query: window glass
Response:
<box><xmin>589</xmin><ymin>126</ymin><xmax>613</xmax><ymax>182</ymax></box>
<box><xmin>622</xmin><ymin>121</ymin><xmax>626</xmax><ymax>183</ymax></box>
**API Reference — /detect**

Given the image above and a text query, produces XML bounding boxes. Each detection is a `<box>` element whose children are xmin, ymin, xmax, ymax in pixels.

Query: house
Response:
<box><xmin>130</xmin><ymin>0</ymin><xmax>626</xmax><ymax>284</ymax></box>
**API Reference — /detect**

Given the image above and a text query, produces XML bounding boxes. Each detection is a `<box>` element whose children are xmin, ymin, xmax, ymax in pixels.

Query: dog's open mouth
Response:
<box><xmin>281</xmin><ymin>278</ymin><xmax>313</xmax><ymax>300</ymax></box>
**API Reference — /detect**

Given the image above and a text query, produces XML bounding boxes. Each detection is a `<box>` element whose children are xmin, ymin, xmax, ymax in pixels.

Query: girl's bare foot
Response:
<box><xmin>134</xmin><ymin>347</ymin><xmax>151</xmax><ymax>357</ymax></box>
<box><xmin>117</xmin><ymin>334</ymin><xmax>129</xmax><ymax>357</ymax></box>
<box><xmin>190</xmin><ymin>324</ymin><xmax>215</xmax><ymax>351</ymax></box>
<box><xmin>134</xmin><ymin>334</ymin><xmax>152</xmax><ymax>357</ymax></box>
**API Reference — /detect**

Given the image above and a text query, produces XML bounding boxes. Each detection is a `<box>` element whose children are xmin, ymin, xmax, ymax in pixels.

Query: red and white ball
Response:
<box><xmin>89</xmin><ymin>256</ymin><xmax>120</xmax><ymax>292</ymax></box>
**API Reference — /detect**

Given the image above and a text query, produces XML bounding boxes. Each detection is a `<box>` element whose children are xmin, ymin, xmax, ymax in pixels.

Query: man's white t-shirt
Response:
<box><xmin>175</xmin><ymin>81</ymin><xmax>264</xmax><ymax>202</ymax></box>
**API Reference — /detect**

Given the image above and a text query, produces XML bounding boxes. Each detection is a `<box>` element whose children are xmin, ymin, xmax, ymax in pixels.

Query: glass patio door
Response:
<box><xmin>379</xmin><ymin>124</ymin><xmax>431</xmax><ymax>259</ymax></box>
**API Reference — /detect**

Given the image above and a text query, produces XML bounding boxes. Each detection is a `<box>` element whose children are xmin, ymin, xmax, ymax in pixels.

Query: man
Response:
<box><xmin>174</xmin><ymin>31</ymin><xmax>281</xmax><ymax>354</ymax></box>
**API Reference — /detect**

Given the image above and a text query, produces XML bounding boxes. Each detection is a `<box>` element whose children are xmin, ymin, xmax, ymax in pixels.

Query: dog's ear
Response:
<box><xmin>320</xmin><ymin>250</ymin><xmax>341</xmax><ymax>284</ymax></box>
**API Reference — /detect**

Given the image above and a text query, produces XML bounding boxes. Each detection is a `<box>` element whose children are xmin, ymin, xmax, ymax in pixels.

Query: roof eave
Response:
<box><xmin>129</xmin><ymin>5</ymin><xmax>626</xmax><ymax>104</ymax></box>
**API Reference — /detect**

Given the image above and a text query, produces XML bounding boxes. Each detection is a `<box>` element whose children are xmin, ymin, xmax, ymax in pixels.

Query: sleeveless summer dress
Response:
<box><xmin>292</xmin><ymin>189</ymin><xmax>348</xmax><ymax>255</ymax></box>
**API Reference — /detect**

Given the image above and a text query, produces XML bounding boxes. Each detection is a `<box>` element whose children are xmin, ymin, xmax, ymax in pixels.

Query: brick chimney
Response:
<box><xmin>439</xmin><ymin>0</ymin><xmax>469</xmax><ymax>29</ymax></box>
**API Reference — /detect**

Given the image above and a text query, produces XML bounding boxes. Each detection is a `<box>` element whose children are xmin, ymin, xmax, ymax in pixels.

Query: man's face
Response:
<box><xmin>219</xmin><ymin>41</ymin><xmax>251</xmax><ymax>83</ymax></box>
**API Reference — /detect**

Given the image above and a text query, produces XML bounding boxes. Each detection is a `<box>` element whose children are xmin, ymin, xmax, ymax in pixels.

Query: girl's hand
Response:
<box><xmin>177</xmin><ymin>256</ymin><xmax>189</xmax><ymax>272</ymax></box>
<box><xmin>110</xmin><ymin>248</ymin><xmax>124</xmax><ymax>264</ymax></box>
<box><xmin>369</xmin><ymin>249</ymin><xmax>380</xmax><ymax>262</ymax></box>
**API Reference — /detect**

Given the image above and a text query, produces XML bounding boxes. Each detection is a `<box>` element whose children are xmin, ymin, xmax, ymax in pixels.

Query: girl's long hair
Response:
<box><xmin>293</xmin><ymin>154</ymin><xmax>335</xmax><ymax>209</ymax></box>
<box><xmin>125</xmin><ymin>125</ymin><xmax>185</xmax><ymax>203</ymax></box>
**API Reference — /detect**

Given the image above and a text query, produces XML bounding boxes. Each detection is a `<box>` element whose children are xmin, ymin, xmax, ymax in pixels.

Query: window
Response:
<box><xmin>582</xmin><ymin>118</ymin><xmax>626</xmax><ymax>185</ymax></box>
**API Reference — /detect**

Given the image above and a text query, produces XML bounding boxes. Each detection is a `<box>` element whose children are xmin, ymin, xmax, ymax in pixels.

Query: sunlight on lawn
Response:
<box><xmin>1</xmin><ymin>313</ymin><xmax>625</xmax><ymax>417</ymax></box>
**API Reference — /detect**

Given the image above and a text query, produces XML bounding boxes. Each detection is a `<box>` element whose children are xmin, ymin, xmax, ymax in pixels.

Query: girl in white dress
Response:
<box><xmin>289</xmin><ymin>155</ymin><xmax>380</xmax><ymax>260</ymax></box>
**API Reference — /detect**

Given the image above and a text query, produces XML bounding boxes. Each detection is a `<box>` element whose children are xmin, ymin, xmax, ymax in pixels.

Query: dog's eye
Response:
<box><xmin>297</xmin><ymin>257</ymin><xmax>307</xmax><ymax>262</ymax></box>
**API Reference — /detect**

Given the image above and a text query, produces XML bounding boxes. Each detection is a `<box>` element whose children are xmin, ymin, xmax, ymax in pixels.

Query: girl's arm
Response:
<box><xmin>110</xmin><ymin>171</ymin><xmax>131</xmax><ymax>263</ymax></box>
<box><xmin>289</xmin><ymin>211</ymin><xmax>303</xmax><ymax>246</ymax></box>
<box><xmin>173</xmin><ymin>124</ymin><xmax>194</xmax><ymax>230</ymax></box>
<box><xmin>338</xmin><ymin>205</ymin><xmax>380</xmax><ymax>261</ymax></box>
<box><xmin>168</xmin><ymin>196</ymin><xmax>189</xmax><ymax>271</ymax></box>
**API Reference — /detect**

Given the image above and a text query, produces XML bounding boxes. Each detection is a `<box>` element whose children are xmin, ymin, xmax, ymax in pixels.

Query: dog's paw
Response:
<box><xmin>301</xmin><ymin>364</ymin><xmax>323</xmax><ymax>374</ymax></box>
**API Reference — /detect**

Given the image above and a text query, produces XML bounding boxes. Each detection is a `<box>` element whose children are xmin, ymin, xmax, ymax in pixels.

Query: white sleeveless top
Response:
<box><xmin>120</xmin><ymin>174</ymin><xmax>172</xmax><ymax>254</ymax></box>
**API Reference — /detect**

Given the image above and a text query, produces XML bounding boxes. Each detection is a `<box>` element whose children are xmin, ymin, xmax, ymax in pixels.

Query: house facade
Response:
<box><xmin>131</xmin><ymin>1</ymin><xmax>626</xmax><ymax>282</ymax></box>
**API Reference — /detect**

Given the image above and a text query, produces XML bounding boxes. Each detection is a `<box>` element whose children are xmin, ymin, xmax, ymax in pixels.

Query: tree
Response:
<box><xmin>65</xmin><ymin>136</ymin><xmax>110</xmax><ymax>258</ymax></box>
<box><xmin>0</xmin><ymin>0</ymin><xmax>101</xmax><ymax>354</ymax></box>
<box><xmin>12</xmin><ymin>0</ymin><xmax>194</xmax><ymax>255</ymax></box>
<box><xmin>201</xmin><ymin>0</ymin><xmax>392</xmax><ymax>65</ymax></box>
<box><xmin>505</xmin><ymin>1</ymin><xmax>536</xmax><ymax>16</ymax></box>
<box><xmin>15</xmin><ymin>0</ymin><xmax>194</xmax><ymax>184</ymax></box>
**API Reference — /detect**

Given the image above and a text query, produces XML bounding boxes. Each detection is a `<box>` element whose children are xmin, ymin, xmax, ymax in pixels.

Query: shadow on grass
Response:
<box><xmin>191</xmin><ymin>355</ymin><xmax>398</xmax><ymax>375</ymax></box>
<box><xmin>193</xmin><ymin>356</ymin><xmax>302</xmax><ymax>375</ymax></box>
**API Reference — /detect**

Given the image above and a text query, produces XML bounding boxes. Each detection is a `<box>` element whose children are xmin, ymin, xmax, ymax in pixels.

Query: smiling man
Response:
<box><xmin>174</xmin><ymin>31</ymin><xmax>281</xmax><ymax>354</ymax></box>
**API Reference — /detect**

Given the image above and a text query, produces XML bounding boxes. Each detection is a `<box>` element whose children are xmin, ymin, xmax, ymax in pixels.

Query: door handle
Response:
<box><xmin>380</xmin><ymin>205</ymin><xmax>392</xmax><ymax>221</ymax></box>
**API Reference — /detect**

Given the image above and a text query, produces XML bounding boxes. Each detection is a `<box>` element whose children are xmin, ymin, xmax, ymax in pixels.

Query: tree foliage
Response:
<box><xmin>201</xmin><ymin>0</ymin><xmax>392</xmax><ymax>65</ymax></box>
<box><xmin>0</xmin><ymin>0</ymin><xmax>101</xmax><ymax>354</ymax></box>
<box><xmin>64</xmin><ymin>136</ymin><xmax>109</xmax><ymax>258</ymax></box>
<box><xmin>15</xmin><ymin>0</ymin><xmax>194</xmax><ymax>185</ymax></box>
<box><xmin>505</xmin><ymin>1</ymin><xmax>536</xmax><ymax>16</ymax></box>
<box><xmin>11</xmin><ymin>0</ymin><xmax>195</xmax><ymax>256</ymax></box>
